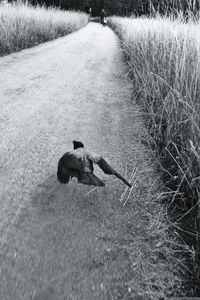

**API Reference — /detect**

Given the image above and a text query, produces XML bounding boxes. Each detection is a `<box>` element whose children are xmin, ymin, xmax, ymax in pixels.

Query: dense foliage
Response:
<box><xmin>25</xmin><ymin>0</ymin><xmax>200</xmax><ymax>16</ymax></box>
<box><xmin>109</xmin><ymin>15</ymin><xmax>200</xmax><ymax>296</ymax></box>
<box><xmin>0</xmin><ymin>1</ymin><xmax>88</xmax><ymax>56</ymax></box>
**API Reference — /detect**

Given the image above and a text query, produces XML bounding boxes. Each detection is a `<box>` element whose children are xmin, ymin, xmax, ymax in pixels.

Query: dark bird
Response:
<box><xmin>57</xmin><ymin>141</ymin><xmax>132</xmax><ymax>187</ymax></box>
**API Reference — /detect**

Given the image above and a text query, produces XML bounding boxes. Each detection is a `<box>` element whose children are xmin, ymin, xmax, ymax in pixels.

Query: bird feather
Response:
<box><xmin>78</xmin><ymin>172</ymin><xmax>105</xmax><ymax>186</ymax></box>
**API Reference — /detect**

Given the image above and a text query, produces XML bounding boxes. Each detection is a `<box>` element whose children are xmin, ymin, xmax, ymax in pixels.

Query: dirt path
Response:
<box><xmin>0</xmin><ymin>23</ymin><xmax>156</xmax><ymax>300</ymax></box>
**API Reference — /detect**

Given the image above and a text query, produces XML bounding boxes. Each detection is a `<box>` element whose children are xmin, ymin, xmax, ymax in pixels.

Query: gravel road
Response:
<box><xmin>0</xmin><ymin>23</ymin><xmax>152</xmax><ymax>300</ymax></box>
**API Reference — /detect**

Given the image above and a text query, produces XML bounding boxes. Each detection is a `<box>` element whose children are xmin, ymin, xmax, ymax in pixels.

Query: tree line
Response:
<box><xmin>28</xmin><ymin>0</ymin><xmax>200</xmax><ymax>16</ymax></box>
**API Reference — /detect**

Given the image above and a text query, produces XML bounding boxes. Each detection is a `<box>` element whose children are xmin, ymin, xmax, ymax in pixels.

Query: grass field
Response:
<box><xmin>108</xmin><ymin>15</ymin><xmax>200</xmax><ymax>296</ymax></box>
<box><xmin>0</xmin><ymin>1</ymin><xmax>88</xmax><ymax>56</ymax></box>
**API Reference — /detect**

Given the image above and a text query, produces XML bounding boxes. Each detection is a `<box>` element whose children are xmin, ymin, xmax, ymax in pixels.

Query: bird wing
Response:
<box><xmin>78</xmin><ymin>172</ymin><xmax>105</xmax><ymax>186</ymax></box>
<box><xmin>58</xmin><ymin>152</ymin><xmax>84</xmax><ymax>171</ymax></box>
<box><xmin>57</xmin><ymin>164</ymin><xmax>70</xmax><ymax>183</ymax></box>
<box><xmin>86</xmin><ymin>152</ymin><xmax>131</xmax><ymax>187</ymax></box>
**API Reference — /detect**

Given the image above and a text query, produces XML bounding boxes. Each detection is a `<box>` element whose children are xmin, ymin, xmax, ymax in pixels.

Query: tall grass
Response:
<box><xmin>109</xmin><ymin>15</ymin><xmax>200</xmax><ymax>295</ymax></box>
<box><xmin>0</xmin><ymin>1</ymin><xmax>88</xmax><ymax>56</ymax></box>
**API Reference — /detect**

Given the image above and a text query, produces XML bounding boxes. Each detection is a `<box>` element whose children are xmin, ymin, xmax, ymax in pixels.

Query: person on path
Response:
<box><xmin>100</xmin><ymin>8</ymin><xmax>105</xmax><ymax>26</ymax></box>
<box><xmin>88</xmin><ymin>7</ymin><xmax>92</xmax><ymax>22</ymax></box>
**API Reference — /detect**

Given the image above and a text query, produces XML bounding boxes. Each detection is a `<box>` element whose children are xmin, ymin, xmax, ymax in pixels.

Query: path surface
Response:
<box><xmin>0</xmin><ymin>23</ymin><xmax>154</xmax><ymax>300</ymax></box>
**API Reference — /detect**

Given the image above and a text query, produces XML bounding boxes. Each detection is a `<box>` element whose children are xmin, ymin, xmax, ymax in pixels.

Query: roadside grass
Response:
<box><xmin>108</xmin><ymin>15</ymin><xmax>200</xmax><ymax>297</ymax></box>
<box><xmin>0</xmin><ymin>1</ymin><xmax>88</xmax><ymax>56</ymax></box>
<box><xmin>117</xmin><ymin>165</ymin><xmax>185</xmax><ymax>300</ymax></box>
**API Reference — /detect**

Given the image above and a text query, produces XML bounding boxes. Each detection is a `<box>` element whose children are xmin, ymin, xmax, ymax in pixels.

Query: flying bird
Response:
<box><xmin>57</xmin><ymin>141</ymin><xmax>132</xmax><ymax>187</ymax></box>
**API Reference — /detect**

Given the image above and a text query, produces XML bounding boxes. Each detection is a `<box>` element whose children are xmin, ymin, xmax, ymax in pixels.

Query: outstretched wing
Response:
<box><xmin>78</xmin><ymin>172</ymin><xmax>105</xmax><ymax>186</ymax></box>
<box><xmin>58</xmin><ymin>152</ymin><xmax>84</xmax><ymax>171</ymax></box>
<box><xmin>57</xmin><ymin>164</ymin><xmax>70</xmax><ymax>183</ymax></box>
<box><xmin>86</xmin><ymin>152</ymin><xmax>132</xmax><ymax>188</ymax></box>
<box><xmin>57</xmin><ymin>152</ymin><xmax>84</xmax><ymax>184</ymax></box>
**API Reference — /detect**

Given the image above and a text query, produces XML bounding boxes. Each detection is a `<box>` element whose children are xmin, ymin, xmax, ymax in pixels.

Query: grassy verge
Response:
<box><xmin>117</xmin><ymin>167</ymin><xmax>185</xmax><ymax>299</ymax></box>
<box><xmin>108</xmin><ymin>15</ymin><xmax>200</xmax><ymax>297</ymax></box>
<box><xmin>0</xmin><ymin>1</ymin><xmax>88</xmax><ymax>56</ymax></box>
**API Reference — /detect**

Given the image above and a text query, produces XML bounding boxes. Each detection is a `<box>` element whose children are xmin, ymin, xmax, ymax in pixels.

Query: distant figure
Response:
<box><xmin>100</xmin><ymin>8</ymin><xmax>105</xmax><ymax>26</ymax></box>
<box><xmin>88</xmin><ymin>7</ymin><xmax>92</xmax><ymax>21</ymax></box>
<box><xmin>57</xmin><ymin>140</ymin><xmax>132</xmax><ymax>187</ymax></box>
<box><xmin>102</xmin><ymin>17</ymin><xmax>107</xmax><ymax>26</ymax></box>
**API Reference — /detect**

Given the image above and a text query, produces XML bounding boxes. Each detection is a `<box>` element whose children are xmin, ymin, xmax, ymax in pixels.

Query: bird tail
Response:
<box><xmin>114</xmin><ymin>172</ymin><xmax>132</xmax><ymax>188</ymax></box>
<box><xmin>78</xmin><ymin>172</ymin><xmax>105</xmax><ymax>187</ymax></box>
<box><xmin>57</xmin><ymin>164</ymin><xmax>70</xmax><ymax>184</ymax></box>
<box><xmin>97</xmin><ymin>157</ymin><xmax>132</xmax><ymax>188</ymax></box>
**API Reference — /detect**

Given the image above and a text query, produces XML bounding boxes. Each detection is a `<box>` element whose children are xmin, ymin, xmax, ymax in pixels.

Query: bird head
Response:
<box><xmin>73</xmin><ymin>140</ymin><xmax>84</xmax><ymax>149</ymax></box>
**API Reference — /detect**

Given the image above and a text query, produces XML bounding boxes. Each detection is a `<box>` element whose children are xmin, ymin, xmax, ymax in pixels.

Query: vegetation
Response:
<box><xmin>108</xmin><ymin>14</ymin><xmax>200</xmax><ymax>296</ymax></box>
<box><xmin>0</xmin><ymin>1</ymin><xmax>88</xmax><ymax>56</ymax></box>
<box><xmin>25</xmin><ymin>0</ymin><xmax>200</xmax><ymax>16</ymax></box>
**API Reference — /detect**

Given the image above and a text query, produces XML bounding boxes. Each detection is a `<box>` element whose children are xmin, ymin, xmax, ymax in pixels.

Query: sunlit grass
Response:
<box><xmin>109</xmin><ymin>14</ymin><xmax>200</xmax><ymax>296</ymax></box>
<box><xmin>0</xmin><ymin>1</ymin><xmax>88</xmax><ymax>56</ymax></box>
